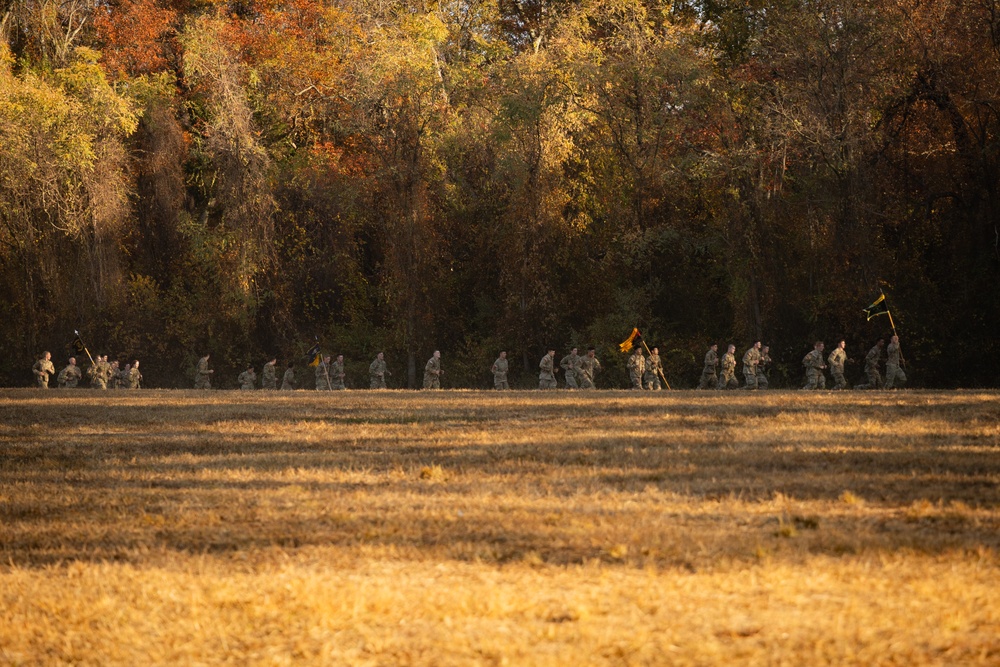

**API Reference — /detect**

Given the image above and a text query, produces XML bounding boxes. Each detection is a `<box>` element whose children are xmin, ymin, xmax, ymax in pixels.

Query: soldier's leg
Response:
<box><xmin>743</xmin><ymin>371</ymin><xmax>757</xmax><ymax>390</ymax></box>
<box><xmin>832</xmin><ymin>371</ymin><xmax>846</xmax><ymax>390</ymax></box>
<box><xmin>565</xmin><ymin>373</ymin><xmax>578</xmax><ymax>389</ymax></box>
<box><xmin>817</xmin><ymin>373</ymin><xmax>826</xmax><ymax>389</ymax></box>
<box><xmin>803</xmin><ymin>369</ymin><xmax>816</xmax><ymax>390</ymax></box>
<box><xmin>756</xmin><ymin>373</ymin><xmax>768</xmax><ymax>390</ymax></box>
<box><xmin>885</xmin><ymin>364</ymin><xmax>897</xmax><ymax>389</ymax></box>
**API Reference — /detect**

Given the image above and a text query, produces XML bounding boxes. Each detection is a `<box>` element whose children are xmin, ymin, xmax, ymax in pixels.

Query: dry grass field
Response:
<box><xmin>1</xmin><ymin>388</ymin><xmax>998</xmax><ymax>666</ymax></box>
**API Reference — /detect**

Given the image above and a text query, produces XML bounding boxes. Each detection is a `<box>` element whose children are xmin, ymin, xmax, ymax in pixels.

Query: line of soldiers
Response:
<box><xmin>31</xmin><ymin>352</ymin><xmax>142</xmax><ymax>389</ymax></box>
<box><xmin>696</xmin><ymin>335</ymin><xmax>906</xmax><ymax>390</ymax></box>
<box><xmin>536</xmin><ymin>347</ymin><xmax>602</xmax><ymax>390</ymax></box>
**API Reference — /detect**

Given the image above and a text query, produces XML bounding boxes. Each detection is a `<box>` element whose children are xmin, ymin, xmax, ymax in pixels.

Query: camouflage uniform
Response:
<box><xmin>538</xmin><ymin>353</ymin><xmax>557</xmax><ymax>389</ymax></box>
<box><xmin>57</xmin><ymin>362</ymin><xmax>82</xmax><ymax>388</ymax></box>
<box><xmin>239</xmin><ymin>368</ymin><xmax>257</xmax><ymax>390</ymax></box>
<box><xmin>32</xmin><ymin>356</ymin><xmax>55</xmax><ymax>388</ymax></box>
<box><xmin>126</xmin><ymin>365</ymin><xmax>142</xmax><ymax>389</ymax></box>
<box><xmin>194</xmin><ymin>356</ymin><xmax>213</xmax><ymax>390</ymax></box>
<box><xmin>262</xmin><ymin>361</ymin><xmax>277</xmax><ymax>390</ymax></box>
<box><xmin>855</xmin><ymin>345</ymin><xmax>884</xmax><ymax>390</ymax></box>
<box><xmin>369</xmin><ymin>357</ymin><xmax>387</xmax><ymax>389</ymax></box>
<box><xmin>577</xmin><ymin>353</ymin><xmax>601</xmax><ymax>389</ymax></box>
<box><xmin>423</xmin><ymin>354</ymin><xmax>442</xmax><ymax>389</ymax></box>
<box><xmin>627</xmin><ymin>349</ymin><xmax>645</xmax><ymax>389</ymax></box>
<box><xmin>316</xmin><ymin>359</ymin><xmax>332</xmax><ymax>390</ymax></box>
<box><xmin>885</xmin><ymin>340</ymin><xmax>907</xmax><ymax>389</ymax></box>
<box><xmin>560</xmin><ymin>352</ymin><xmax>580</xmax><ymax>389</ymax></box>
<box><xmin>756</xmin><ymin>349</ymin><xmax>771</xmax><ymax>390</ymax></box>
<box><xmin>742</xmin><ymin>345</ymin><xmax>761</xmax><ymax>390</ymax></box>
<box><xmin>718</xmin><ymin>351</ymin><xmax>738</xmax><ymax>389</ymax></box>
<box><xmin>644</xmin><ymin>351</ymin><xmax>663</xmax><ymax>390</ymax></box>
<box><xmin>92</xmin><ymin>358</ymin><xmax>112</xmax><ymax>390</ymax></box>
<box><xmin>330</xmin><ymin>358</ymin><xmax>346</xmax><ymax>390</ymax></box>
<box><xmin>699</xmin><ymin>348</ymin><xmax>719</xmax><ymax>389</ymax></box>
<box><xmin>827</xmin><ymin>347</ymin><xmax>848</xmax><ymax>390</ymax></box>
<box><xmin>492</xmin><ymin>356</ymin><xmax>509</xmax><ymax>390</ymax></box>
<box><xmin>281</xmin><ymin>367</ymin><xmax>296</xmax><ymax>390</ymax></box>
<box><xmin>802</xmin><ymin>348</ymin><xmax>827</xmax><ymax>390</ymax></box>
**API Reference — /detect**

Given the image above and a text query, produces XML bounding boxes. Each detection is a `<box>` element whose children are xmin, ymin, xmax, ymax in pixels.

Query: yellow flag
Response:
<box><xmin>619</xmin><ymin>328</ymin><xmax>641</xmax><ymax>353</ymax></box>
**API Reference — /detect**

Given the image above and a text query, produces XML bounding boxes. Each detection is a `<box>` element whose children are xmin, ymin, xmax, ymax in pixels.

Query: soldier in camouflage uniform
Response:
<box><xmin>885</xmin><ymin>335</ymin><xmax>907</xmax><ymax>389</ymax></box>
<box><xmin>330</xmin><ymin>355</ymin><xmax>346</xmax><ymax>390</ymax></box>
<box><xmin>627</xmin><ymin>347</ymin><xmax>645</xmax><ymax>390</ymax></box>
<box><xmin>262</xmin><ymin>358</ymin><xmax>277</xmax><ymax>390</ymax></box>
<box><xmin>645</xmin><ymin>347</ymin><xmax>663</xmax><ymax>390</ymax></box>
<box><xmin>560</xmin><ymin>348</ymin><xmax>580</xmax><ymax>389</ymax></box>
<box><xmin>718</xmin><ymin>345</ymin><xmax>738</xmax><ymax>389</ymax></box>
<box><xmin>538</xmin><ymin>349</ymin><xmax>557</xmax><ymax>389</ymax></box>
<box><xmin>110</xmin><ymin>361</ymin><xmax>123</xmax><ymax>389</ymax></box>
<box><xmin>316</xmin><ymin>355</ymin><xmax>333</xmax><ymax>390</ymax></box>
<box><xmin>802</xmin><ymin>341</ymin><xmax>827</xmax><ymax>390</ymax></box>
<box><xmin>32</xmin><ymin>352</ymin><xmax>55</xmax><ymax>388</ymax></box>
<box><xmin>827</xmin><ymin>340</ymin><xmax>849</xmax><ymax>390</ymax></box>
<box><xmin>194</xmin><ymin>354</ymin><xmax>214</xmax><ymax>389</ymax></box>
<box><xmin>698</xmin><ymin>344</ymin><xmax>719</xmax><ymax>389</ymax></box>
<box><xmin>369</xmin><ymin>352</ymin><xmax>388</xmax><ymax>389</ymax></box>
<box><xmin>239</xmin><ymin>364</ymin><xmax>257</xmax><ymax>390</ymax></box>
<box><xmin>742</xmin><ymin>342</ymin><xmax>762</xmax><ymax>390</ymax></box>
<box><xmin>423</xmin><ymin>351</ymin><xmax>443</xmax><ymax>389</ymax></box>
<box><xmin>492</xmin><ymin>351</ymin><xmax>509</xmax><ymax>390</ymax></box>
<box><xmin>578</xmin><ymin>347</ymin><xmax>601</xmax><ymax>389</ymax></box>
<box><xmin>126</xmin><ymin>360</ymin><xmax>142</xmax><ymax>389</ymax></box>
<box><xmin>92</xmin><ymin>355</ymin><xmax>112</xmax><ymax>390</ymax></box>
<box><xmin>855</xmin><ymin>339</ymin><xmax>885</xmax><ymax>390</ymax></box>
<box><xmin>756</xmin><ymin>346</ymin><xmax>772</xmax><ymax>389</ymax></box>
<box><xmin>57</xmin><ymin>357</ymin><xmax>82</xmax><ymax>388</ymax></box>
<box><xmin>281</xmin><ymin>361</ymin><xmax>296</xmax><ymax>390</ymax></box>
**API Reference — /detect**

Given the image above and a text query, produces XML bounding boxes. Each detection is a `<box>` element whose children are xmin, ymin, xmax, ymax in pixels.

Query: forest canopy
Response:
<box><xmin>1</xmin><ymin>0</ymin><xmax>998</xmax><ymax>388</ymax></box>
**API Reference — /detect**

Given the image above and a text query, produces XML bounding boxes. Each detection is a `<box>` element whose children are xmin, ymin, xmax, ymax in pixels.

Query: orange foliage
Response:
<box><xmin>94</xmin><ymin>0</ymin><xmax>178</xmax><ymax>78</ymax></box>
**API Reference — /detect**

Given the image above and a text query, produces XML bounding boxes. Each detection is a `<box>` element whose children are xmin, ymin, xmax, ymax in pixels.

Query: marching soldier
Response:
<box><xmin>330</xmin><ymin>355</ymin><xmax>346</xmax><ymax>390</ymax></box>
<box><xmin>560</xmin><ymin>348</ymin><xmax>580</xmax><ymax>389</ymax></box>
<box><xmin>423</xmin><ymin>351</ymin><xmax>443</xmax><ymax>389</ymax></box>
<box><xmin>855</xmin><ymin>339</ymin><xmax>885</xmax><ymax>390</ymax></box>
<box><xmin>281</xmin><ymin>361</ymin><xmax>296</xmax><ymax>390</ymax></box>
<box><xmin>195</xmin><ymin>354</ymin><xmax>214</xmax><ymax>389</ymax></box>
<box><xmin>261</xmin><ymin>358</ymin><xmax>277</xmax><ymax>390</ymax></box>
<box><xmin>742</xmin><ymin>342</ymin><xmax>761</xmax><ymax>390</ymax></box>
<box><xmin>239</xmin><ymin>364</ymin><xmax>257</xmax><ymax>390</ymax></box>
<box><xmin>828</xmin><ymin>340</ymin><xmax>849</xmax><ymax>390</ymax></box>
<box><xmin>126</xmin><ymin>360</ymin><xmax>142</xmax><ymax>389</ymax></box>
<box><xmin>57</xmin><ymin>357</ymin><xmax>82</xmax><ymax>388</ymax></box>
<box><xmin>885</xmin><ymin>335</ymin><xmax>907</xmax><ymax>389</ymax></box>
<box><xmin>316</xmin><ymin>355</ymin><xmax>333</xmax><ymax>390</ymax></box>
<box><xmin>698</xmin><ymin>344</ymin><xmax>719</xmax><ymax>389</ymax></box>
<box><xmin>627</xmin><ymin>347</ymin><xmax>645</xmax><ymax>390</ymax></box>
<box><xmin>645</xmin><ymin>347</ymin><xmax>663</xmax><ymax>390</ymax></box>
<box><xmin>718</xmin><ymin>345</ymin><xmax>738</xmax><ymax>389</ymax></box>
<box><xmin>756</xmin><ymin>345</ymin><xmax>772</xmax><ymax>389</ymax></box>
<box><xmin>32</xmin><ymin>352</ymin><xmax>55</xmax><ymax>388</ymax></box>
<box><xmin>539</xmin><ymin>349</ymin><xmax>557</xmax><ymax>389</ymax></box>
<box><xmin>802</xmin><ymin>341</ymin><xmax>827</xmax><ymax>390</ymax></box>
<box><xmin>577</xmin><ymin>347</ymin><xmax>601</xmax><ymax>389</ymax></box>
<box><xmin>492</xmin><ymin>351</ymin><xmax>509</xmax><ymax>390</ymax></box>
<box><xmin>369</xmin><ymin>352</ymin><xmax>388</xmax><ymax>389</ymax></box>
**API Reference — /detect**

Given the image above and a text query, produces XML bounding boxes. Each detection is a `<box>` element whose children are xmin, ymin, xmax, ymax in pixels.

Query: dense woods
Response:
<box><xmin>1</xmin><ymin>0</ymin><xmax>997</xmax><ymax>388</ymax></box>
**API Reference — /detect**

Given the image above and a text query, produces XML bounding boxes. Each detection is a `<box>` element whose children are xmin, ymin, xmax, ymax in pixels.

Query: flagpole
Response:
<box><xmin>640</xmin><ymin>339</ymin><xmax>671</xmax><ymax>390</ymax></box>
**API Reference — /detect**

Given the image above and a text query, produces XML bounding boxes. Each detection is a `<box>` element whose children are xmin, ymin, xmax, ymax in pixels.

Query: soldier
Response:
<box><xmin>698</xmin><ymin>344</ymin><xmax>719</xmax><ymax>389</ymax></box>
<box><xmin>194</xmin><ymin>354</ymin><xmax>214</xmax><ymax>389</ymax></box>
<box><xmin>126</xmin><ymin>360</ymin><xmax>142</xmax><ymax>389</ymax></box>
<box><xmin>855</xmin><ymin>339</ymin><xmax>885</xmax><ymax>390</ymax></box>
<box><xmin>802</xmin><ymin>341</ymin><xmax>827</xmax><ymax>390</ymax></box>
<box><xmin>538</xmin><ymin>349</ymin><xmax>558</xmax><ymax>389</ymax></box>
<box><xmin>577</xmin><ymin>347</ymin><xmax>601</xmax><ymax>389</ymax></box>
<box><xmin>423</xmin><ymin>351</ymin><xmax>443</xmax><ymax>389</ymax></box>
<box><xmin>645</xmin><ymin>347</ymin><xmax>663</xmax><ymax>390</ymax></box>
<box><xmin>492</xmin><ymin>351</ymin><xmax>509</xmax><ymax>390</ymax></box>
<box><xmin>742</xmin><ymin>341</ymin><xmax>762</xmax><ymax>390</ymax></box>
<box><xmin>239</xmin><ymin>364</ymin><xmax>257</xmax><ymax>390</ymax></box>
<box><xmin>262</xmin><ymin>358</ymin><xmax>277</xmax><ymax>390</ymax></box>
<box><xmin>885</xmin><ymin>335</ymin><xmax>907</xmax><ymax>389</ymax></box>
<box><xmin>92</xmin><ymin>355</ymin><xmax>111</xmax><ymax>390</ymax></box>
<box><xmin>756</xmin><ymin>345</ymin><xmax>772</xmax><ymax>390</ymax></box>
<box><xmin>330</xmin><ymin>355</ymin><xmax>346</xmax><ymax>390</ymax></box>
<box><xmin>109</xmin><ymin>360</ymin><xmax>122</xmax><ymax>389</ymax></box>
<box><xmin>718</xmin><ymin>345</ymin><xmax>738</xmax><ymax>389</ymax></box>
<box><xmin>57</xmin><ymin>357</ymin><xmax>82</xmax><ymax>388</ymax></box>
<box><xmin>32</xmin><ymin>351</ymin><xmax>55</xmax><ymax>388</ymax></box>
<box><xmin>281</xmin><ymin>361</ymin><xmax>296</xmax><ymax>390</ymax></box>
<box><xmin>316</xmin><ymin>355</ymin><xmax>333</xmax><ymax>390</ymax></box>
<box><xmin>627</xmin><ymin>347</ymin><xmax>645</xmax><ymax>390</ymax></box>
<box><xmin>369</xmin><ymin>352</ymin><xmax>388</xmax><ymax>389</ymax></box>
<box><xmin>828</xmin><ymin>340</ymin><xmax>849</xmax><ymax>390</ymax></box>
<box><xmin>560</xmin><ymin>347</ymin><xmax>580</xmax><ymax>389</ymax></box>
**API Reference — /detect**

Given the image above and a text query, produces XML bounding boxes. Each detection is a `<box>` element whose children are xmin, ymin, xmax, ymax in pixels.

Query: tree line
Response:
<box><xmin>1</xmin><ymin>0</ymin><xmax>997</xmax><ymax>388</ymax></box>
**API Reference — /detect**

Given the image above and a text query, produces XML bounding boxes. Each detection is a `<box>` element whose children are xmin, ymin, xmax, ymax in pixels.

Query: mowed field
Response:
<box><xmin>1</xmin><ymin>389</ymin><xmax>998</xmax><ymax>666</ymax></box>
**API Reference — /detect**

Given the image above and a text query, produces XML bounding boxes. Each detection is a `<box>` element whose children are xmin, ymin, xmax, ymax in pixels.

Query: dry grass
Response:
<box><xmin>1</xmin><ymin>389</ymin><xmax>998</xmax><ymax>665</ymax></box>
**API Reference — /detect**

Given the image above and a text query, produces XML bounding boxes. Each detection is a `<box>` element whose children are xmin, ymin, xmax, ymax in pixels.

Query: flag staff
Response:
<box><xmin>640</xmin><ymin>339</ymin><xmax>672</xmax><ymax>390</ymax></box>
